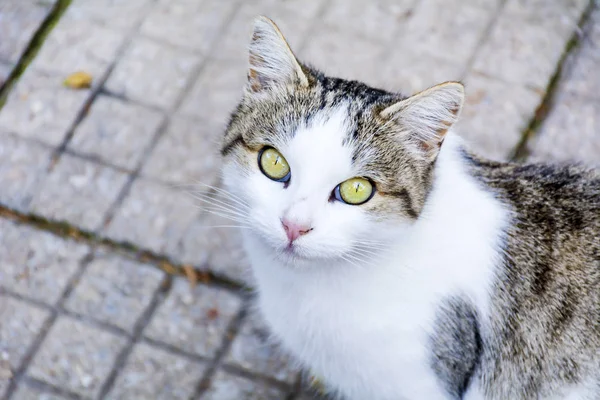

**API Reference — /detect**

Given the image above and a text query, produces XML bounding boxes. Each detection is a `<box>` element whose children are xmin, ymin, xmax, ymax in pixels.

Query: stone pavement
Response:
<box><xmin>0</xmin><ymin>0</ymin><xmax>599</xmax><ymax>398</ymax></box>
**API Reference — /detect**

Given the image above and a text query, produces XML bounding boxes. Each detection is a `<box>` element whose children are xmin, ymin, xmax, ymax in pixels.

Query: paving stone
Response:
<box><xmin>27</xmin><ymin>317</ymin><xmax>127</xmax><ymax>398</ymax></box>
<box><xmin>0</xmin><ymin>0</ymin><xmax>56</xmax><ymax>63</ymax></box>
<box><xmin>64</xmin><ymin>252</ymin><xmax>165</xmax><ymax>333</ymax></box>
<box><xmin>0</xmin><ymin>219</ymin><xmax>90</xmax><ymax>304</ymax></box>
<box><xmin>144</xmin><ymin>278</ymin><xmax>243</xmax><ymax>358</ymax></box>
<box><xmin>30</xmin><ymin>153</ymin><xmax>129</xmax><ymax>231</ymax></box>
<box><xmin>528</xmin><ymin>93</ymin><xmax>600</xmax><ymax>166</ymax></box>
<box><xmin>68</xmin><ymin>0</ymin><xmax>153</xmax><ymax>31</ymax></box>
<box><xmin>104</xmin><ymin>179</ymin><xmax>198</xmax><ymax>256</ymax></box>
<box><xmin>10</xmin><ymin>382</ymin><xmax>70</xmax><ymax>400</ymax></box>
<box><xmin>225</xmin><ymin>312</ymin><xmax>297</xmax><ymax>383</ymax></box>
<box><xmin>140</xmin><ymin>0</ymin><xmax>235</xmax><ymax>54</ymax></box>
<box><xmin>456</xmin><ymin>73</ymin><xmax>542</xmax><ymax>161</ymax></box>
<box><xmin>69</xmin><ymin>96</ymin><xmax>164</xmax><ymax>170</ymax></box>
<box><xmin>0</xmin><ymin>62</ymin><xmax>12</xmax><ymax>86</ymax></box>
<box><xmin>472</xmin><ymin>7</ymin><xmax>578</xmax><ymax>90</ymax></box>
<box><xmin>375</xmin><ymin>49</ymin><xmax>465</xmax><ymax>94</ymax></box>
<box><xmin>105</xmin><ymin>37</ymin><xmax>202</xmax><ymax>110</ymax></box>
<box><xmin>106</xmin><ymin>342</ymin><xmax>206</xmax><ymax>400</ymax></box>
<box><xmin>0</xmin><ymin>295</ymin><xmax>50</xmax><ymax>390</ymax></box>
<box><xmin>212</xmin><ymin>1</ymin><xmax>316</xmax><ymax>64</ymax></box>
<box><xmin>0</xmin><ymin>131</ymin><xmax>53</xmax><ymax>212</ymax></box>
<box><xmin>504</xmin><ymin>0</ymin><xmax>589</xmax><ymax>21</ymax></box>
<box><xmin>178</xmin><ymin>58</ymin><xmax>245</xmax><ymax>128</ymax></box>
<box><xmin>142</xmin><ymin>116</ymin><xmax>221</xmax><ymax>185</ymax></box>
<box><xmin>300</xmin><ymin>26</ymin><xmax>386</xmax><ymax>86</ymax></box>
<box><xmin>0</xmin><ymin>68</ymin><xmax>91</xmax><ymax>146</ymax></box>
<box><xmin>322</xmin><ymin>0</ymin><xmax>414</xmax><ymax>43</ymax></box>
<box><xmin>203</xmin><ymin>370</ymin><xmax>287</xmax><ymax>400</ymax></box>
<box><xmin>562</xmin><ymin>9</ymin><xmax>600</xmax><ymax>100</ymax></box>
<box><xmin>400</xmin><ymin>0</ymin><xmax>493</xmax><ymax>63</ymax></box>
<box><xmin>30</xmin><ymin>13</ymin><xmax>125</xmax><ymax>79</ymax></box>
<box><xmin>179</xmin><ymin>212</ymin><xmax>250</xmax><ymax>283</ymax></box>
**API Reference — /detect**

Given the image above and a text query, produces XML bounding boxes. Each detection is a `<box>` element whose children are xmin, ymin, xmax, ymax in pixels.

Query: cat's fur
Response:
<box><xmin>218</xmin><ymin>17</ymin><xmax>600</xmax><ymax>400</ymax></box>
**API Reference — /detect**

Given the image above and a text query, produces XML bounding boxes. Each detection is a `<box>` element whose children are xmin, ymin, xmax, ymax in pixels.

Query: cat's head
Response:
<box><xmin>220</xmin><ymin>17</ymin><xmax>464</xmax><ymax>268</ymax></box>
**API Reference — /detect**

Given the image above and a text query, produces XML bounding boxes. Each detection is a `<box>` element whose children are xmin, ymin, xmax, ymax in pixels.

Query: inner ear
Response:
<box><xmin>246</xmin><ymin>16</ymin><xmax>309</xmax><ymax>94</ymax></box>
<box><xmin>380</xmin><ymin>82</ymin><xmax>465</xmax><ymax>161</ymax></box>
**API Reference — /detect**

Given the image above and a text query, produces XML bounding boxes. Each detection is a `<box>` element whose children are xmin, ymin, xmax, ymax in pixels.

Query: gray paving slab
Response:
<box><xmin>0</xmin><ymin>68</ymin><xmax>91</xmax><ymax>146</ymax></box>
<box><xmin>504</xmin><ymin>0</ymin><xmax>589</xmax><ymax>21</ymax></box>
<box><xmin>0</xmin><ymin>295</ymin><xmax>51</xmax><ymax>396</ymax></box>
<box><xmin>528</xmin><ymin>93</ymin><xmax>600</xmax><ymax>166</ymax></box>
<box><xmin>472</xmin><ymin>2</ymin><xmax>585</xmax><ymax>90</ymax></box>
<box><xmin>104</xmin><ymin>178</ymin><xmax>198</xmax><ymax>256</ymax></box>
<box><xmin>562</xmin><ymin>7</ymin><xmax>600</xmax><ymax>100</ymax></box>
<box><xmin>322</xmin><ymin>0</ymin><xmax>414</xmax><ymax>43</ymax></box>
<box><xmin>67</xmin><ymin>0</ymin><xmax>153</xmax><ymax>31</ymax></box>
<box><xmin>27</xmin><ymin>316</ymin><xmax>127</xmax><ymax>398</ymax></box>
<box><xmin>0</xmin><ymin>219</ymin><xmax>90</xmax><ymax>305</ymax></box>
<box><xmin>104</xmin><ymin>36</ymin><xmax>202</xmax><ymax>110</ymax></box>
<box><xmin>301</xmin><ymin>26</ymin><xmax>387</xmax><ymax>86</ymax></box>
<box><xmin>106</xmin><ymin>342</ymin><xmax>206</xmax><ymax>400</ymax></box>
<box><xmin>400</xmin><ymin>0</ymin><xmax>494</xmax><ymax>63</ymax></box>
<box><xmin>178</xmin><ymin>212</ymin><xmax>250</xmax><ymax>282</ymax></box>
<box><xmin>0</xmin><ymin>0</ymin><xmax>56</xmax><ymax>63</ymax></box>
<box><xmin>212</xmin><ymin>0</ymin><xmax>318</xmax><ymax>65</ymax></box>
<box><xmin>64</xmin><ymin>252</ymin><xmax>165</xmax><ymax>333</ymax></box>
<box><xmin>29</xmin><ymin>12</ymin><xmax>126</xmax><ymax>80</ymax></box>
<box><xmin>0</xmin><ymin>62</ymin><xmax>12</xmax><ymax>87</ymax></box>
<box><xmin>144</xmin><ymin>278</ymin><xmax>243</xmax><ymax>358</ymax></box>
<box><xmin>202</xmin><ymin>370</ymin><xmax>288</xmax><ymax>400</ymax></box>
<box><xmin>375</xmin><ymin>49</ymin><xmax>465</xmax><ymax>94</ymax></box>
<box><xmin>10</xmin><ymin>382</ymin><xmax>70</xmax><ymax>400</ymax></box>
<box><xmin>224</xmin><ymin>312</ymin><xmax>298</xmax><ymax>384</ymax></box>
<box><xmin>456</xmin><ymin>73</ymin><xmax>543</xmax><ymax>161</ymax></box>
<box><xmin>11</xmin><ymin>383</ymin><xmax>68</xmax><ymax>400</ymax></box>
<box><xmin>178</xmin><ymin>58</ymin><xmax>245</xmax><ymax>128</ymax></box>
<box><xmin>68</xmin><ymin>95</ymin><xmax>164</xmax><ymax>171</ymax></box>
<box><xmin>0</xmin><ymin>131</ymin><xmax>53</xmax><ymax>212</ymax></box>
<box><xmin>30</xmin><ymin>153</ymin><xmax>130</xmax><ymax>232</ymax></box>
<box><xmin>141</xmin><ymin>116</ymin><xmax>221</xmax><ymax>185</ymax></box>
<box><xmin>140</xmin><ymin>0</ymin><xmax>235</xmax><ymax>54</ymax></box>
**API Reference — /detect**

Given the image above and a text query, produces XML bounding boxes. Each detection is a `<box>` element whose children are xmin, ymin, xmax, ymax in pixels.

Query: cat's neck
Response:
<box><xmin>246</xmin><ymin>133</ymin><xmax>509</xmax><ymax>311</ymax></box>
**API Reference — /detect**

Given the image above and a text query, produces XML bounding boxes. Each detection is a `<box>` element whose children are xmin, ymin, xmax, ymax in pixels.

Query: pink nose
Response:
<box><xmin>281</xmin><ymin>219</ymin><xmax>312</xmax><ymax>243</ymax></box>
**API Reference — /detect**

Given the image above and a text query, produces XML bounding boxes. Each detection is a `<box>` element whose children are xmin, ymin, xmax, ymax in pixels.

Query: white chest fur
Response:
<box><xmin>242</xmin><ymin>138</ymin><xmax>509</xmax><ymax>400</ymax></box>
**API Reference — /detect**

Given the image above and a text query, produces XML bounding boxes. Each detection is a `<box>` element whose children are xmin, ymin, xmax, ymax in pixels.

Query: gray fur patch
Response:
<box><xmin>429</xmin><ymin>295</ymin><xmax>482</xmax><ymax>399</ymax></box>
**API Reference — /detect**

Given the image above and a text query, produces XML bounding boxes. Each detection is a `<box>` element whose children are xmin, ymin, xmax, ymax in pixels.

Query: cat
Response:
<box><xmin>216</xmin><ymin>16</ymin><xmax>600</xmax><ymax>400</ymax></box>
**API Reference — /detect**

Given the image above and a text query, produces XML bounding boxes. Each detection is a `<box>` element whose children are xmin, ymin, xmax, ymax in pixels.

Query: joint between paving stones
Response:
<box><xmin>0</xmin><ymin>0</ymin><xmax>73</xmax><ymax>109</ymax></box>
<box><xmin>510</xmin><ymin>0</ymin><xmax>597</xmax><ymax>162</ymax></box>
<box><xmin>1</xmin><ymin>248</ymin><xmax>93</xmax><ymax>399</ymax></box>
<box><xmin>96</xmin><ymin>274</ymin><xmax>174</xmax><ymax>399</ymax></box>
<box><xmin>191</xmin><ymin>303</ymin><xmax>249</xmax><ymax>399</ymax></box>
<box><xmin>0</xmin><ymin>205</ymin><xmax>246</xmax><ymax>296</ymax></box>
<box><xmin>461</xmin><ymin>0</ymin><xmax>509</xmax><ymax>79</ymax></box>
<box><xmin>97</xmin><ymin>0</ymin><xmax>243</xmax><ymax>248</ymax></box>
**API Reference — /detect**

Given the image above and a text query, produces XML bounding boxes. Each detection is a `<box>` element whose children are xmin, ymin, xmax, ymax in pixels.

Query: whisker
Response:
<box><xmin>191</xmin><ymin>196</ymin><xmax>250</xmax><ymax>220</ymax></box>
<box><xmin>192</xmin><ymin>191</ymin><xmax>250</xmax><ymax>213</ymax></box>
<box><xmin>194</xmin><ymin>182</ymin><xmax>249</xmax><ymax>208</ymax></box>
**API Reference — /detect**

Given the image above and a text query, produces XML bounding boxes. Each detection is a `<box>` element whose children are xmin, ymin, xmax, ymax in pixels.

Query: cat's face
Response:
<box><xmin>219</xmin><ymin>17</ymin><xmax>464</xmax><ymax>267</ymax></box>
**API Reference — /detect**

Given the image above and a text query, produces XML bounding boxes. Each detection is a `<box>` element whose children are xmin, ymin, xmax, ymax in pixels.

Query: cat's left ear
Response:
<box><xmin>246</xmin><ymin>16</ymin><xmax>309</xmax><ymax>94</ymax></box>
<box><xmin>380</xmin><ymin>82</ymin><xmax>464</xmax><ymax>161</ymax></box>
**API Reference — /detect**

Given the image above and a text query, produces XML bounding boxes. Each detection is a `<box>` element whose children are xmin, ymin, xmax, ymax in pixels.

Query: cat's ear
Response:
<box><xmin>246</xmin><ymin>16</ymin><xmax>309</xmax><ymax>94</ymax></box>
<box><xmin>380</xmin><ymin>82</ymin><xmax>464</xmax><ymax>161</ymax></box>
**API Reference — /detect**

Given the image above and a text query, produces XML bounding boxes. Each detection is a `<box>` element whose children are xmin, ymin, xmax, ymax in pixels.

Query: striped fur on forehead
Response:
<box><xmin>222</xmin><ymin>66</ymin><xmax>437</xmax><ymax>219</ymax></box>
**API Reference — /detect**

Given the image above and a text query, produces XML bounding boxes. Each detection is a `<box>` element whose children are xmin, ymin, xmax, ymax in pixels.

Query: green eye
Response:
<box><xmin>258</xmin><ymin>147</ymin><xmax>291</xmax><ymax>182</ymax></box>
<box><xmin>334</xmin><ymin>177</ymin><xmax>375</xmax><ymax>205</ymax></box>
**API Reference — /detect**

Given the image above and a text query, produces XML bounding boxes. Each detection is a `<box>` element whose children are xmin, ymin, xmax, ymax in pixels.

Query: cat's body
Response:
<box><xmin>216</xmin><ymin>17</ymin><xmax>600</xmax><ymax>399</ymax></box>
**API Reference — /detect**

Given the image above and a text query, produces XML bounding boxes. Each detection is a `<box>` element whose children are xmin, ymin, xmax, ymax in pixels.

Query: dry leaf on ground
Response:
<box><xmin>64</xmin><ymin>71</ymin><xmax>93</xmax><ymax>89</ymax></box>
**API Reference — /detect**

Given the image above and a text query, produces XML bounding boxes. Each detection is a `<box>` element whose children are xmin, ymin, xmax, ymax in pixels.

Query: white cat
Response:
<box><xmin>215</xmin><ymin>16</ymin><xmax>600</xmax><ymax>400</ymax></box>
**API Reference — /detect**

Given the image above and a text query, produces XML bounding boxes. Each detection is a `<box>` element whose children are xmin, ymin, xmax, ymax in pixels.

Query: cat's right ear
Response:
<box><xmin>246</xmin><ymin>16</ymin><xmax>309</xmax><ymax>94</ymax></box>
